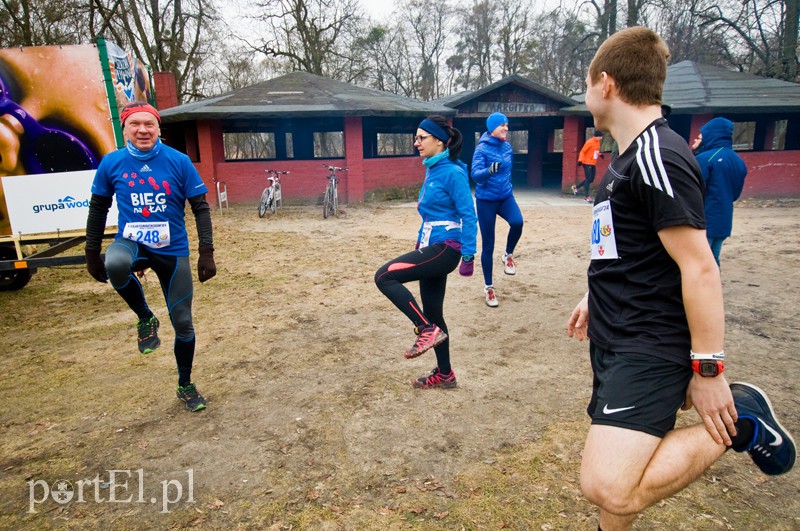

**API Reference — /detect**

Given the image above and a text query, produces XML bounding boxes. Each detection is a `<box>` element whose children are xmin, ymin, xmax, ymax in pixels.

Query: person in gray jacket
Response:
<box><xmin>471</xmin><ymin>112</ymin><xmax>524</xmax><ymax>307</ymax></box>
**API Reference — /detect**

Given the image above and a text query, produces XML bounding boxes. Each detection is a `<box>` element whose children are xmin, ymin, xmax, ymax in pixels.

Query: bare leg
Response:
<box><xmin>581</xmin><ymin>423</ymin><xmax>726</xmax><ymax>530</ymax></box>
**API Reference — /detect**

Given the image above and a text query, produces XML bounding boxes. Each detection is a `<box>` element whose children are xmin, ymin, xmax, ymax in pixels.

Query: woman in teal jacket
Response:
<box><xmin>375</xmin><ymin>115</ymin><xmax>477</xmax><ymax>389</ymax></box>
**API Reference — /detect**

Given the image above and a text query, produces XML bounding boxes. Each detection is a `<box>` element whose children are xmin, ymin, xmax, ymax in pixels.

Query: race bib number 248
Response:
<box><xmin>123</xmin><ymin>221</ymin><xmax>171</xmax><ymax>249</ymax></box>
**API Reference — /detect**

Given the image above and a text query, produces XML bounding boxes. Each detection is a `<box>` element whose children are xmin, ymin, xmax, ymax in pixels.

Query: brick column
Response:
<box><xmin>195</xmin><ymin>120</ymin><xmax>224</xmax><ymax>205</ymax></box>
<box><xmin>153</xmin><ymin>72</ymin><xmax>179</xmax><ymax>109</ymax></box>
<box><xmin>562</xmin><ymin>116</ymin><xmax>585</xmax><ymax>191</ymax></box>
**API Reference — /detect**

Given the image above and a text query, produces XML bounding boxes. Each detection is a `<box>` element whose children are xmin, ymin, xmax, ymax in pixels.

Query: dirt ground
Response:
<box><xmin>1</xmin><ymin>193</ymin><xmax>798</xmax><ymax>530</ymax></box>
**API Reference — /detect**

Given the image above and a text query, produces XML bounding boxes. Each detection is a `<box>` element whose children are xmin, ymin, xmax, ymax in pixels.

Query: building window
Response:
<box><xmin>376</xmin><ymin>133</ymin><xmax>415</xmax><ymax>156</ymax></box>
<box><xmin>223</xmin><ymin>132</ymin><xmax>276</xmax><ymax>160</ymax></box>
<box><xmin>551</xmin><ymin>129</ymin><xmax>563</xmax><ymax>153</ymax></box>
<box><xmin>773</xmin><ymin>120</ymin><xmax>787</xmax><ymax>150</ymax></box>
<box><xmin>508</xmin><ymin>130</ymin><xmax>528</xmax><ymax>154</ymax></box>
<box><xmin>473</xmin><ymin>131</ymin><xmax>529</xmax><ymax>155</ymax></box>
<box><xmin>314</xmin><ymin>131</ymin><xmax>344</xmax><ymax>158</ymax></box>
<box><xmin>286</xmin><ymin>132</ymin><xmax>294</xmax><ymax>159</ymax></box>
<box><xmin>733</xmin><ymin>122</ymin><xmax>755</xmax><ymax>151</ymax></box>
<box><xmin>475</xmin><ymin>129</ymin><xmax>528</xmax><ymax>154</ymax></box>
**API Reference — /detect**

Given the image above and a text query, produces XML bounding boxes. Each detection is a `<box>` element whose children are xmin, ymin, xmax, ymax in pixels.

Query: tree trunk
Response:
<box><xmin>783</xmin><ymin>0</ymin><xmax>799</xmax><ymax>81</ymax></box>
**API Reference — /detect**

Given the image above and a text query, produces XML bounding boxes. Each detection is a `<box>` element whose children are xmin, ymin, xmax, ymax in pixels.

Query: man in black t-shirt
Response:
<box><xmin>566</xmin><ymin>27</ymin><xmax>795</xmax><ymax>531</ymax></box>
<box><xmin>587</xmin><ymin>118</ymin><xmax>707</xmax><ymax>365</ymax></box>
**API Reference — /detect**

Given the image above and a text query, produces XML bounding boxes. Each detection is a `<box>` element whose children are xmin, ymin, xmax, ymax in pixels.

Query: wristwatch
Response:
<box><xmin>692</xmin><ymin>359</ymin><xmax>724</xmax><ymax>377</ymax></box>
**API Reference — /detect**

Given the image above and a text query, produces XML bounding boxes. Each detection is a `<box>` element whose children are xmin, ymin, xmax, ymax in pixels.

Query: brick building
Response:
<box><xmin>157</xmin><ymin>63</ymin><xmax>800</xmax><ymax>206</ymax></box>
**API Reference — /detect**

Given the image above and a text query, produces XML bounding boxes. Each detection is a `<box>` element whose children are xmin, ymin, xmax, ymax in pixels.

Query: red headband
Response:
<box><xmin>120</xmin><ymin>102</ymin><xmax>161</xmax><ymax>126</ymax></box>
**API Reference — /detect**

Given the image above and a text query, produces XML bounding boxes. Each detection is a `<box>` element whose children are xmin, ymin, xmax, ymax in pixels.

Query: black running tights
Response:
<box><xmin>374</xmin><ymin>243</ymin><xmax>460</xmax><ymax>372</ymax></box>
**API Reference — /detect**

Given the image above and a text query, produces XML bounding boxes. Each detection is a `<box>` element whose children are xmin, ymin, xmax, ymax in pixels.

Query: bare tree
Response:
<box><xmin>0</xmin><ymin>0</ymin><xmax>87</xmax><ymax>46</ymax></box>
<box><xmin>352</xmin><ymin>24</ymin><xmax>417</xmax><ymax>96</ymax></box>
<box><xmin>397</xmin><ymin>0</ymin><xmax>451</xmax><ymax>100</ymax></box>
<box><xmin>452</xmin><ymin>0</ymin><xmax>497</xmax><ymax>90</ymax></box>
<box><xmin>497</xmin><ymin>3</ymin><xmax>536</xmax><ymax>77</ymax></box>
<box><xmin>694</xmin><ymin>0</ymin><xmax>799</xmax><ymax>81</ymax></box>
<box><xmin>248</xmin><ymin>0</ymin><xmax>365</xmax><ymax>78</ymax></box>
<box><xmin>88</xmin><ymin>0</ymin><xmax>220</xmax><ymax>102</ymax></box>
<box><xmin>626</xmin><ymin>0</ymin><xmax>648</xmax><ymax>27</ymax></box>
<box><xmin>526</xmin><ymin>7</ymin><xmax>597</xmax><ymax>96</ymax></box>
<box><xmin>198</xmin><ymin>44</ymin><xmax>277</xmax><ymax>96</ymax></box>
<box><xmin>653</xmin><ymin>0</ymin><xmax>730</xmax><ymax>65</ymax></box>
<box><xmin>583</xmin><ymin>0</ymin><xmax>617</xmax><ymax>40</ymax></box>
<box><xmin>785</xmin><ymin>0</ymin><xmax>800</xmax><ymax>80</ymax></box>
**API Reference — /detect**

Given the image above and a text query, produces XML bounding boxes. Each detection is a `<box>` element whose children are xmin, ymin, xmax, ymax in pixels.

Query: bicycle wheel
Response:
<box><xmin>332</xmin><ymin>184</ymin><xmax>338</xmax><ymax>217</ymax></box>
<box><xmin>258</xmin><ymin>188</ymin><xmax>271</xmax><ymax>217</ymax></box>
<box><xmin>323</xmin><ymin>184</ymin><xmax>331</xmax><ymax>219</ymax></box>
<box><xmin>269</xmin><ymin>188</ymin><xmax>277</xmax><ymax>214</ymax></box>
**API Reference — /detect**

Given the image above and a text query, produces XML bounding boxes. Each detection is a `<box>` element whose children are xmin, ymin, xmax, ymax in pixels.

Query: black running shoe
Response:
<box><xmin>731</xmin><ymin>382</ymin><xmax>795</xmax><ymax>475</ymax></box>
<box><xmin>177</xmin><ymin>383</ymin><xmax>207</xmax><ymax>412</ymax></box>
<box><xmin>137</xmin><ymin>315</ymin><xmax>160</xmax><ymax>354</ymax></box>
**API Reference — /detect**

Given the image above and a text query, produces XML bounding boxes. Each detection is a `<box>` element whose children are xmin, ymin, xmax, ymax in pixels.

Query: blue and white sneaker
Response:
<box><xmin>730</xmin><ymin>382</ymin><xmax>795</xmax><ymax>475</ymax></box>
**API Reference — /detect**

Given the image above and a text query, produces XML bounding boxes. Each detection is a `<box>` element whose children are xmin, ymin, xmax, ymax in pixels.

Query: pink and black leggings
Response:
<box><xmin>374</xmin><ymin>243</ymin><xmax>460</xmax><ymax>371</ymax></box>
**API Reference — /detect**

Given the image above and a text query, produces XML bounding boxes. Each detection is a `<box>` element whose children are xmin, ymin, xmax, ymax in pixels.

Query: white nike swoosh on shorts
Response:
<box><xmin>603</xmin><ymin>404</ymin><xmax>636</xmax><ymax>415</ymax></box>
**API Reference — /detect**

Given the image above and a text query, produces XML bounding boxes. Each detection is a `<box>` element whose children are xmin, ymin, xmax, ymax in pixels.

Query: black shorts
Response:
<box><xmin>587</xmin><ymin>344</ymin><xmax>692</xmax><ymax>438</ymax></box>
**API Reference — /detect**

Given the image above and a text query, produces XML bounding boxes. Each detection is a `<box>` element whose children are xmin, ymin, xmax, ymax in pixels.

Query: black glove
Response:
<box><xmin>85</xmin><ymin>249</ymin><xmax>108</xmax><ymax>283</ymax></box>
<box><xmin>197</xmin><ymin>245</ymin><xmax>217</xmax><ymax>282</ymax></box>
<box><xmin>489</xmin><ymin>162</ymin><xmax>500</xmax><ymax>175</ymax></box>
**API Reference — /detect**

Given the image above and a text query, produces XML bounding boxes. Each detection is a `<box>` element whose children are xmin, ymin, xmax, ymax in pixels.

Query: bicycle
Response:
<box><xmin>322</xmin><ymin>164</ymin><xmax>347</xmax><ymax>219</ymax></box>
<box><xmin>258</xmin><ymin>169</ymin><xmax>290</xmax><ymax>217</ymax></box>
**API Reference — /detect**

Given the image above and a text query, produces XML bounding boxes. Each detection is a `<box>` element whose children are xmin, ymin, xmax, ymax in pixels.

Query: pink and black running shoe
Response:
<box><xmin>412</xmin><ymin>367</ymin><xmax>457</xmax><ymax>389</ymax></box>
<box><xmin>403</xmin><ymin>324</ymin><xmax>447</xmax><ymax>359</ymax></box>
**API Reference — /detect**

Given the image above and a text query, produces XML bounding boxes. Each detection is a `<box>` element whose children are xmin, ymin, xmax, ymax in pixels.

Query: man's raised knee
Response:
<box><xmin>581</xmin><ymin>473</ymin><xmax>641</xmax><ymax>516</ymax></box>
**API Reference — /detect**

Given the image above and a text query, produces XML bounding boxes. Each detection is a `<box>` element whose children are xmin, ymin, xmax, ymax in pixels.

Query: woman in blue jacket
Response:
<box><xmin>375</xmin><ymin>115</ymin><xmax>477</xmax><ymax>389</ymax></box>
<box><xmin>471</xmin><ymin>112</ymin><xmax>524</xmax><ymax>307</ymax></box>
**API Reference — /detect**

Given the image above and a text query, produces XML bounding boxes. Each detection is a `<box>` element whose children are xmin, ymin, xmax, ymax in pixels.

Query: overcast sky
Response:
<box><xmin>360</xmin><ymin>0</ymin><xmax>393</xmax><ymax>20</ymax></box>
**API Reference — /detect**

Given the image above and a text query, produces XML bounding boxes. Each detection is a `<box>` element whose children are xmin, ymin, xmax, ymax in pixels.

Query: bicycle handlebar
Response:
<box><xmin>321</xmin><ymin>164</ymin><xmax>348</xmax><ymax>172</ymax></box>
<box><xmin>264</xmin><ymin>169</ymin><xmax>291</xmax><ymax>175</ymax></box>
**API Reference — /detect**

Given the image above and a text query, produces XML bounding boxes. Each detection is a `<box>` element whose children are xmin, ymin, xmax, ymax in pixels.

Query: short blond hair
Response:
<box><xmin>588</xmin><ymin>27</ymin><xmax>670</xmax><ymax>106</ymax></box>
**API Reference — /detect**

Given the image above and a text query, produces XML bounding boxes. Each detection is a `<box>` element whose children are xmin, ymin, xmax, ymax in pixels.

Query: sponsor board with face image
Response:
<box><xmin>0</xmin><ymin>40</ymin><xmax>152</xmax><ymax>289</ymax></box>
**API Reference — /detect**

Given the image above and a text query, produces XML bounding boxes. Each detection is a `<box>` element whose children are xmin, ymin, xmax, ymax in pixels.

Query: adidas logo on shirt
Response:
<box><xmin>140</xmin><ymin>164</ymin><xmax>152</xmax><ymax>172</ymax></box>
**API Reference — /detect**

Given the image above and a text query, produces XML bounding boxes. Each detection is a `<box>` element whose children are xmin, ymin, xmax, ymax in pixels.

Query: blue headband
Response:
<box><xmin>419</xmin><ymin>119</ymin><xmax>450</xmax><ymax>142</ymax></box>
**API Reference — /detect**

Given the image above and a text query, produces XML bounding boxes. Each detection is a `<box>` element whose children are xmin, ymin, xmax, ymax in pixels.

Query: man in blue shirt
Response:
<box><xmin>85</xmin><ymin>102</ymin><xmax>216</xmax><ymax>412</ymax></box>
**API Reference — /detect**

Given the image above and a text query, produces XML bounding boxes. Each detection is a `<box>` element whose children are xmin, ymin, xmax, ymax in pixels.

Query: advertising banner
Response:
<box><xmin>2</xmin><ymin>171</ymin><xmax>118</xmax><ymax>236</ymax></box>
<box><xmin>0</xmin><ymin>42</ymin><xmax>152</xmax><ymax>237</ymax></box>
<box><xmin>106</xmin><ymin>41</ymin><xmax>154</xmax><ymax>105</ymax></box>
<box><xmin>102</xmin><ymin>40</ymin><xmax>155</xmax><ymax>146</ymax></box>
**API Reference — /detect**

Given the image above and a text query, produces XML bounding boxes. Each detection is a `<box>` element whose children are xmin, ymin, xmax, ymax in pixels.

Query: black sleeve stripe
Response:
<box><xmin>635</xmin><ymin>126</ymin><xmax>675</xmax><ymax>198</ymax></box>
